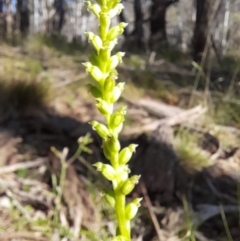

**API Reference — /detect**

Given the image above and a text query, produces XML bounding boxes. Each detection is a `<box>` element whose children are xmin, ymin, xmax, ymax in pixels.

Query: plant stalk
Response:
<box><xmin>115</xmin><ymin>193</ymin><xmax>130</xmax><ymax>240</ymax></box>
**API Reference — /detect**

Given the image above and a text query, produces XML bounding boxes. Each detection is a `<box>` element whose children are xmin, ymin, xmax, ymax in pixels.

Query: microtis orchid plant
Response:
<box><xmin>83</xmin><ymin>0</ymin><xmax>141</xmax><ymax>240</ymax></box>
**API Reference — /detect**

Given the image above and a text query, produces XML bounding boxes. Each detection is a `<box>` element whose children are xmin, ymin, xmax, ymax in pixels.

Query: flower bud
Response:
<box><xmin>108</xmin><ymin>52</ymin><xmax>125</xmax><ymax>71</ymax></box>
<box><xmin>104</xmin><ymin>74</ymin><xmax>115</xmax><ymax>93</ymax></box>
<box><xmin>89</xmin><ymin>54</ymin><xmax>100</xmax><ymax>67</ymax></box>
<box><xmin>86</xmin><ymin>84</ymin><xmax>102</xmax><ymax>98</ymax></box>
<box><xmin>113</xmin><ymin>123</ymin><xmax>123</xmax><ymax>136</ymax></box>
<box><xmin>108</xmin><ymin>3</ymin><xmax>124</xmax><ymax>18</ymax></box>
<box><xmin>121</xmin><ymin>165</ymin><xmax>131</xmax><ymax>181</ymax></box>
<box><xmin>89</xmin><ymin>121</ymin><xmax>109</xmax><ymax>139</ymax></box>
<box><xmin>109</xmin><ymin>106</ymin><xmax>127</xmax><ymax>129</ymax></box>
<box><xmin>105</xmin><ymin>137</ymin><xmax>121</xmax><ymax>153</ymax></box>
<box><xmin>103</xmin><ymin>141</ymin><xmax>118</xmax><ymax>163</ymax></box>
<box><xmin>103</xmin><ymin>137</ymin><xmax>121</xmax><ymax>162</ymax></box>
<box><xmin>82</xmin><ymin>62</ymin><xmax>104</xmax><ymax>83</ymax></box>
<box><xmin>108</xmin><ymin>39</ymin><xmax>118</xmax><ymax>51</ymax></box>
<box><xmin>93</xmin><ymin>162</ymin><xmax>116</xmax><ymax>181</ymax></box>
<box><xmin>84</xmin><ymin>1</ymin><xmax>101</xmax><ymax>18</ymax></box>
<box><xmin>107</xmin><ymin>23</ymin><xmax>128</xmax><ymax>42</ymax></box>
<box><xmin>121</xmin><ymin>175</ymin><xmax>141</xmax><ymax>195</ymax></box>
<box><xmin>104</xmin><ymin>191</ymin><xmax>115</xmax><ymax>207</ymax></box>
<box><xmin>95</xmin><ymin>98</ymin><xmax>113</xmax><ymax>115</ymax></box>
<box><xmin>125</xmin><ymin>198</ymin><xmax>142</xmax><ymax>220</ymax></box>
<box><xmin>110</xmin><ymin>82</ymin><xmax>125</xmax><ymax>103</ymax></box>
<box><xmin>85</xmin><ymin>32</ymin><xmax>102</xmax><ymax>52</ymax></box>
<box><xmin>119</xmin><ymin>144</ymin><xmax>138</xmax><ymax>165</ymax></box>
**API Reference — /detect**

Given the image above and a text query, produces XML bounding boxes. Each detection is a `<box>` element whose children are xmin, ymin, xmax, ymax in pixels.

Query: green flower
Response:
<box><xmin>107</xmin><ymin>22</ymin><xmax>128</xmax><ymax>41</ymax></box>
<box><xmin>85</xmin><ymin>32</ymin><xmax>103</xmax><ymax>52</ymax></box>
<box><xmin>104</xmin><ymin>136</ymin><xmax>121</xmax><ymax>153</ymax></box>
<box><xmin>93</xmin><ymin>162</ymin><xmax>116</xmax><ymax>181</ymax></box>
<box><xmin>108</xmin><ymin>3</ymin><xmax>124</xmax><ymax>18</ymax></box>
<box><xmin>87</xmin><ymin>84</ymin><xmax>102</xmax><ymax>98</ymax></box>
<box><xmin>95</xmin><ymin>98</ymin><xmax>113</xmax><ymax>115</ymax></box>
<box><xmin>104</xmin><ymin>190</ymin><xmax>116</xmax><ymax>207</ymax></box>
<box><xmin>111</xmin><ymin>106</ymin><xmax>126</xmax><ymax>123</ymax></box>
<box><xmin>120</xmin><ymin>175</ymin><xmax>141</xmax><ymax>195</ymax></box>
<box><xmin>108</xmin><ymin>52</ymin><xmax>125</xmax><ymax>71</ymax></box>
<box><xmin>119</xmin><ymin>144</ymin><xmax>138</xmax><ymax>165</ymax></box>
<box><xmin>110</xmin><ymin>82</ymin><xmax>125</xmax><ymax>103</ymax></box>
<box><xmin>108</xmin><ymin>38</ymin><xmax>119</xmax><ymax>51</ymax></box>
<box><xmin>84</xmin><ymin>1</ymin><xmax>101</xmax><ymax>18</ymax></box>
<box><xmin>82</xmin><ymin>62</ymin><xmax>105</xmax><ymax>84</ymax></box>
<box><xmin>125</xmin><ymin>198</ymin><xmax>142</xmax><ymax>220</ymax></box>
<box><xmin>104</xmin><ymin>74</ymin><xmax>116</xmax><ymax>93</ymax></box>
<box><xmin>89</xmin><ymin>121</ymin><xmax>109</xmax><ymax>139</ymax></box>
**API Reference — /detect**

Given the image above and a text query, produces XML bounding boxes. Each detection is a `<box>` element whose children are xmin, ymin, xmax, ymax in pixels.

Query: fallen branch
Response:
<box><xmin>123</xmin><ymin>97</ymin><xmax>183</xmax><ymax>118</ymax></box>
<box><xmin>140</xmin><ymin>182</ymin><xmax>164</xmax><ymax>241</ymax></box>
<box><xmin>212</xmin><ymin>124</ymin><xmax>240</xmax><ymax>135</ymax></box>
<box><xmin>122</xmin><ymin>105</ymin><xmax>207</xmax><ymax>136</ymax></box>
<box><xmin>0</xmin><ymin>158</ymin><xmax>48</xmax><ymax>175</ymax></box>
<box><xmin>53</xmin><ymin>73</ymin><xmax>87</xmax><ymax>89</ymax></box>
<box><xmin>0</xmin><ymin>232</ymin><xmax>48</xmax><ymax>241</ymax></box>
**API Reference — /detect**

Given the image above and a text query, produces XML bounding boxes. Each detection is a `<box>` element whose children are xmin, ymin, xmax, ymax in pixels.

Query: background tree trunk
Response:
<box><xmin>192</xmin><ymin>0</ymin><xmax>214</xmax><ymax>61</ymax></box>
<box><xmin>149</xmin><ymin>0</ymin><xmax>178</xmax><ymax>50</ymax></box>
<box><xmin>17</xmin><ymin>0</ymin><xmax>30</xmax><ymax>36</ymax></box>
<box><xmin>0</xmin><ymin>0</ymin><xmax>3</xmax><ymax>13</ymax></box>
<box><xmin>6</xmin><ymin>0</ymin><xmax>13</xmax><ymax>39</ymax></box>
<box><xmin>32</xmin><ymin>0</ymin><xmax>39</xmax><ymax>33</ymax></box>
<box><xmin>133</xmin><ymin>0</ymin><xmax>144</xmax><ymax>48</ymax></box>
<box><xmin>53</xmin><ymin>0</ymin><xmax>65</xmax><ymax>33</ymax></box>
<box><xmin>0</xmin><ymin>0</ymin><xmax>3</xmax><ymax>37</ymax></box>
<box><xmin>221</xmin><ymin>0</ymin><xmax>230</xmax><ymax>56</ymax></box>
<box><xmin>150</xmin><ymin>0</ymin><xmax>167</xmax><ymax>50</ymax></box>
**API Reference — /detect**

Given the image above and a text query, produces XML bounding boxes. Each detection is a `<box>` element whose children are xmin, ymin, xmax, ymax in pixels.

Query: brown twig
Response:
<box><xmin>0</xmin><ymin>158</ymin><xmax>48</xmax><ymax>175</ymax></box>
<box><xmin>140</xmin><ymin>182</ymin><xmax>164</xmax><ymax>241</ymax></box>
<box><xmin>53</xmin><ymin>73</ymin><xmax>87</xmax><ymax>88</ymax></box>
<box><xmin>122</xmin><ymin>105</ymin><xmax>207</xmax><ymax>136</ymax></box>
<box><xmin>0</xmin><ymin>232</ymin><xmax>48</xmax><ymax>241</ymax></box>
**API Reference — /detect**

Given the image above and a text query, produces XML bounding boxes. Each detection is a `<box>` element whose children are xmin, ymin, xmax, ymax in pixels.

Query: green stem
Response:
<box><xmin>54</xmin><ymin>161</ymin><xmax>67</xmax><ymax>226</ymax></box>
<box><xmin>115</xmin><ymin>193</ymin><xmax>130</xmax><ymax>240</ymax></box>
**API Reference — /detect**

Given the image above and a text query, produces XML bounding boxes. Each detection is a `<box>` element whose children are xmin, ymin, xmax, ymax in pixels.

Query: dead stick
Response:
<box><xmin>140</xmin><ymin>182</ymin><xmax>164</xmax><ymax>241</ymax></box>
<box><xmin>0</xmin><ymin>158</ymin><xmax>48</xmax><ymax>175</ymax></box>
<box><xmin>123</xmin><ymin>106</ymin><xmax>207</xmax><ymax>136</ymax></box>
<box><xmin>0</xmin><ymin>232</ymin><xmax>48</xmax><ymax>241</ymax></box>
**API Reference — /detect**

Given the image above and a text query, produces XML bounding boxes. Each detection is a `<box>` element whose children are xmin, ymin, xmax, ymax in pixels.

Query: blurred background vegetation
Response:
<box><xmin>0</xmin><ymin>0</ymin><xmax>239</xmax><ymax>61</ymax></box>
